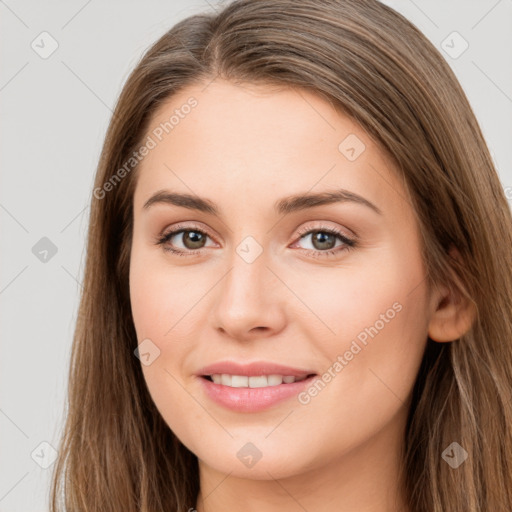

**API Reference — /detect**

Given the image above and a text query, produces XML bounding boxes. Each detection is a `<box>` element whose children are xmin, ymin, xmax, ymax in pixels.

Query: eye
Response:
<box><xmin>292</xmin><ymin>225</ymin><xmax>357</xmax><ymax>257</ymax></box>
<box><xmin>155</xmin><ymin>223</ymin><xmax>357</xmax><ymax>258</ymax></box>
<box><xmin>155</xmin><ymin>223</ymin><xmax>216</xmax><ymax>256</ymax></box>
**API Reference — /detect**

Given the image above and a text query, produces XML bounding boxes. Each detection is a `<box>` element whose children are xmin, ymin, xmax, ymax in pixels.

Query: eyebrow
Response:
<box><xmin>142</xmin><ymin>188</ymin><xmax>382</xmax><ymax>216</ymax></box>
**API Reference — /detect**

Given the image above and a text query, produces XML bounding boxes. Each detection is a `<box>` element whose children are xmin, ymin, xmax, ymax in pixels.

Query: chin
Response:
<box><xmin>191</xmin><ymin>434</ymin><xmax>318</xmax><ymax>481</ymax></box>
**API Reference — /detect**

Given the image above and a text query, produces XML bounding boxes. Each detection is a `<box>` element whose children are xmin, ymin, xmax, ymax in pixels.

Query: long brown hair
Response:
<box><xmin>50</xmin><ymin>1</ymin><xmax>512</xmax><ymax>510</ymax></box>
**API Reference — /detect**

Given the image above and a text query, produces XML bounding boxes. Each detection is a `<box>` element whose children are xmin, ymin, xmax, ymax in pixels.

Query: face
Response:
<box><xmin>129</xmin><ymin>78</ymin><xmax>437</xmax><ymax>480</ymax></box>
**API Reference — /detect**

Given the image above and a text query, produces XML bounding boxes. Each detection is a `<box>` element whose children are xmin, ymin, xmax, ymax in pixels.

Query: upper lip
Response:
<box><xmin>197</xmin><ymin>361</ymin><xmax>316</xmax><ymax>378</ymax></box>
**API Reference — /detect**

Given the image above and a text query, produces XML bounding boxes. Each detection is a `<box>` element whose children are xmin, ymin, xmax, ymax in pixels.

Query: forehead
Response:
<box><xmin>133</xmin><ymin>79</ymin><xmax>410</xmax><ymax>219</ymax></box>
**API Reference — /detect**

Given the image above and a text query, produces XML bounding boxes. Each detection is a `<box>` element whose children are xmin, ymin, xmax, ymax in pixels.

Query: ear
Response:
<box><xmin>427</xmin><ymin>246</ymin><xmax>477</xmax><ymax>343</ymax></box>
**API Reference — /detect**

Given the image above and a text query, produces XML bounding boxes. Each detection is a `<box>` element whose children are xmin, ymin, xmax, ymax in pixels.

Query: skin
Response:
<box><xmin>129</xmin><ymin>78</ymin><xmax>475</xmax><ymax>512</ymax></box>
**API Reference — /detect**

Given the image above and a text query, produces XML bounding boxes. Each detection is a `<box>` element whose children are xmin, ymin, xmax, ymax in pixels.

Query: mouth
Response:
<box><xmin>198</xmin><ymin>370</ymin><xmax>317</xmax><ymax>412</ymax></box>
<box><xmin>200</xmin><ymin>373</ymin><xmax>316</xmax><ymax>387</ymax></box>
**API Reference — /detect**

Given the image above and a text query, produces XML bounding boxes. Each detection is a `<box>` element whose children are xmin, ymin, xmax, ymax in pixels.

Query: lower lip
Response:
<box><xmin>198</xmin><ymin>375</ymin><xmax>316</xmax><ymax>412</ymax></box>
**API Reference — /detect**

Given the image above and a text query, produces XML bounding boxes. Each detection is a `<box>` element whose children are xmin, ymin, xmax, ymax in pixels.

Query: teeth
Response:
<box><xmin>220</xmin><ymin>374</ymin><xmax>232</xmax><ymax>386</ymax></box>
<box><xmin>209</xmin><ymin>374</ymin><xmax>310</xmax><ymax>388</ymax></box>
<box><xmin>231</xmin><ymin>375</ymin><xmax>248</xmax><ymax>387</ymax></box>
<box><xmin>267</xmin><ymin>375</ymin><xmax>283</xmax><ymax>386</ymax></box>
<box><xmin>248</xmin><ymin>375</ymin><xmax>268</xmax><ymax>388</ymax></box>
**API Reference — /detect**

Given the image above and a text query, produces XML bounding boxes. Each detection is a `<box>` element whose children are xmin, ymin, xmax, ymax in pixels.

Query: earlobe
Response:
<box><xmin>427</xmin><ymin>246</ymin><xmax>477</xmax><ymax>343</ymax></box>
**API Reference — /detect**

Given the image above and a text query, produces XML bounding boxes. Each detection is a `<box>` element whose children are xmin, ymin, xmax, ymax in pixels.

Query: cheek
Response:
<box><xmin>129</xmin><ymin>245</ymin><xmax>197</xmax><ymax>344</ymax></box>
<box><xmin>129</xmin><ymin>251</ymin><xmax>207</xmax><ymax>451</ymax></box>
<box><xmin>284</xmin><ymin>246</ymin><xmax>426</xmax><ymax>350</ymax></box>
<box><xmin>298</xmin><ymin>242</ymin><xmax>429</xmax><ymax>419</ymax></box>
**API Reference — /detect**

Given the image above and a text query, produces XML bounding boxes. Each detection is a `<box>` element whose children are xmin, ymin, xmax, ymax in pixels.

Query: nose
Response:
<box><xmin>211</xmin><ymin>248</ymin><xmax>287</xmax><ymax>342</ymax></box>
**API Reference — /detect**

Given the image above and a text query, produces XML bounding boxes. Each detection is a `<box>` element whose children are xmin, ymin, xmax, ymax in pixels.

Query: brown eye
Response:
<box><xmin>309</xmin><ymin>231</ymin><xmax>337</xmax><ymax>251</ymax></box>
<box><xmin>180</xmin><ymin>230</ymin><xmax>207</xmax><ymax>249</ymax></box>
<box><xmin>156</xmin><ymin>224</ymin><xmax>216</xmax><ymax>256</ymax></box>
<box><xmin>166</xmin><ymin>229</ymin><xmax>208</xmax><ymax>250</ymax></box>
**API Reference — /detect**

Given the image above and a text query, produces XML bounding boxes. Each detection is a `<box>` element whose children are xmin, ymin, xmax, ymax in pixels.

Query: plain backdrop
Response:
<box><xmin>1</xmin><ymin>0</ymin><xmax>511</xmax><ymax>510</ymax></box>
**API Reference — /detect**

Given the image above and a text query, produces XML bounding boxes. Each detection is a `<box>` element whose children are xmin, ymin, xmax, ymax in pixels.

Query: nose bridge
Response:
<box><xmin>220</xmin><ymin>242</ymin><xmax>269</xmax><ymax>314</ymax></box>
<box><xmin>222</xmin><ymin>222</ymin><xmax>270</xmax><ymax>298</ymax></box>
<box><xmin>211</xmin><ymin>234</ymin><xmax>285</xmax><ymax>338</ymax></box>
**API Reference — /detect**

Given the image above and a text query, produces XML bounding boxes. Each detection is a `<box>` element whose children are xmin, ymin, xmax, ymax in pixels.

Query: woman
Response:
<box><xmin>50</xmin><ymin>1</ymin><xmax>512</xmax><ymax>511</ymax></box>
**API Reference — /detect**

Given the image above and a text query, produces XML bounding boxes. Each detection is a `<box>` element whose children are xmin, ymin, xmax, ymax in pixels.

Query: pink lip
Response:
<box><xmin>199</xmin><ymin>375</ymin><xmax>316</xmax><ymax>412</ymax></box>
<box><xmin>196</xmin><ymin>360</ymin><xmax>317</xmax><ymax>413</ymax></box>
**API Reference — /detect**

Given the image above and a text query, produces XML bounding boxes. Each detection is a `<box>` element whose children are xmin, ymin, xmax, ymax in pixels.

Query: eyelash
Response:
<box><xmin>155</xmin><ymin>223</ymin><xmax>357</xmax><ymax>258</ymax></box>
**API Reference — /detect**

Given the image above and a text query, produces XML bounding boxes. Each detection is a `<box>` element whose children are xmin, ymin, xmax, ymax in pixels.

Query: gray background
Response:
<box><xmin>1</xmin><ymin>0</ymin><xmax>511</xmax><ymax>510</ymax></box>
